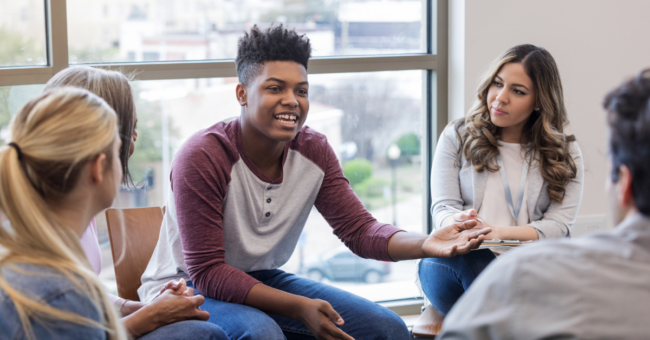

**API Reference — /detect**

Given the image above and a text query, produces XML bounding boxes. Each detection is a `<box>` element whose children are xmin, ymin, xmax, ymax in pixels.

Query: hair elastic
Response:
<box><xmin>8</xmin><ymin>142</ymin><xmax>22</xmax><ymax>160</ymax></box>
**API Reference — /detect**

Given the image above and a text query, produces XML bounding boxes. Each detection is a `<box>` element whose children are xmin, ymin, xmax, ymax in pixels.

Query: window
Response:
<box><xmin>0</xmin><ymin>0</ymin><xmax>47</xmax><ymax>67</ymax></box>
<box><xmin>66</xmin><ymin>0</ymin><xmax>427</xmax><ymax>63</ymax></box>
<box><xmin>0</xmin><ymin>0</ymin><xmax>448</xmax><ymax>313</ymax></box>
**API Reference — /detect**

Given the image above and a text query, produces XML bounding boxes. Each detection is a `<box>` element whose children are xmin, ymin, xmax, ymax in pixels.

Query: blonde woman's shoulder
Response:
<box><xmin>0</xmin><ymin>263</ymin><xmax>106</xmax><ymax>339</ymax></box>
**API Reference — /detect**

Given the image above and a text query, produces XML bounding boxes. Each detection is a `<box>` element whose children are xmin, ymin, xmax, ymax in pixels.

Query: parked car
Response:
<box><xmin>303</xmin><ymin>246</ymin><xmax>391</xmax><ymax>284</ymax></box>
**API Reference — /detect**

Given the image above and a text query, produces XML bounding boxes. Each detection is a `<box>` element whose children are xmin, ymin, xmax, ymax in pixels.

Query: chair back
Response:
<box><xmin>105</xmin><ymin>207</ymin><xmax>163</xmax><ymax>301</ymax></box>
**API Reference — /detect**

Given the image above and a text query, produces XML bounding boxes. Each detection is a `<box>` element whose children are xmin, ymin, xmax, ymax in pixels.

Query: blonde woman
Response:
<box><xmin>419</xmin><ymin>44</ymin><xmax>584</xmax><ymax>314</ymax></box>
<box><xmin>0</xmin><ymin>88</ymin><xmax>127</xmax><ymax>339</ymax></box>
<box><xmin>43</xmin><ymin>66</ymin><xmax>228</xmax><ymax>339</ymax></box>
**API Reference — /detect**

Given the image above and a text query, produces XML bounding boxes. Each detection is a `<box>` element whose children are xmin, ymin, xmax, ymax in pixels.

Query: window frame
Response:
<box><xmin>0</xmin><ymin>0</ymin><xmax>449</xmax><ymax>315</ymax></box>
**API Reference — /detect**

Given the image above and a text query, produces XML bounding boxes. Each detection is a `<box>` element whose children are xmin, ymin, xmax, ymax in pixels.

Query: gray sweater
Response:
<box><xmin>439</xmin><ymin>213</ymin><xmax>650</xmax><ymax>339</ymax></box>
<box><xmin>430</xmin><ymin>123</ymin><xmax>584</xmax><ymax>239</ymax></box>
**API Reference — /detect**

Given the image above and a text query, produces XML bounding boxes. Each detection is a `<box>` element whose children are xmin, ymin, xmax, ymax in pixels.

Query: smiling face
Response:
<box><xmin>238</xmin><ymin>60</ymin><xmax>309</xmax><ymax>142</ymax></box>
<box><xmin>487</xmin><ymin>62</ymin><xmax>537</xmax><ymax>132</ymax></box>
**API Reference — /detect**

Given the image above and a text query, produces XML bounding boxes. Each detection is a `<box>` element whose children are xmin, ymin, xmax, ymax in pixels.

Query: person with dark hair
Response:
<box><xmin>419</xmin><ymin>44</ymin><xmax>584</xmax><ymax>315</ymax></box>
<box><xmin>139</xmin><ymin>24</ymin><xmax>490</xmax><ymax>339</ymax></box>
<box><xmin>437</xmin><ymin>69</ymin><xmax>650</xmax><ymax>339</ymax></box>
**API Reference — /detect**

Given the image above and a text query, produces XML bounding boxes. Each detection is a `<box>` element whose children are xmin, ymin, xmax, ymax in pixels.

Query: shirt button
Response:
<box><xmin>267</xmin><ymin>198</ymin><xmax>272</xmax><ymax>203</ymax></box>
<box><xmin>267</xmin><ymin>186</ymin><xmax>272</xmax><ymax>190</ymax></box>
<box><xmin>265</xmin><ymin>212</ymin><xmax>271</xmax><ymax>217</ymax></box>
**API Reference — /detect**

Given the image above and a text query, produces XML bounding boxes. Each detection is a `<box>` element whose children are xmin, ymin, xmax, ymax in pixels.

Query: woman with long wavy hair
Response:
<box><xmin>419</xmin><ymin>44</ymin><xmax>584</xmax><ymax>315</ymax></box>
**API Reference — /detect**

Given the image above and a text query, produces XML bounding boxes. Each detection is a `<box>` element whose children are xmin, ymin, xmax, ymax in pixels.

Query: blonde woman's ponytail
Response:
<box><xmin>0</xmin><ymin>88</ymin><xmax>127</xmax><ymax>340</ymax></box>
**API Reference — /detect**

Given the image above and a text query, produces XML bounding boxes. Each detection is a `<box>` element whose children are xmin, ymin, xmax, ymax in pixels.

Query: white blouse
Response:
<box><xmin>478</xmin><ymin>142</ymin><xmax>530</xmax><ymax>228</ymax></box>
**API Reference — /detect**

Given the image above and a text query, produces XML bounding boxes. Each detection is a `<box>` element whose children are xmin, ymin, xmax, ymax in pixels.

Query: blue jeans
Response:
<box><xmin>188</xmin><ymin>269</ymin><xmax>410</xmax><ymax>340</ymax></box>
<box><xmin>139</xmin><ymin>320</ymin><xmax>229</xmax><ymax>340</ymax></box>
<box><xmin>418</xmin><ymin>249</ymin><xmax>496</xmax><ymax>315</ymax></box>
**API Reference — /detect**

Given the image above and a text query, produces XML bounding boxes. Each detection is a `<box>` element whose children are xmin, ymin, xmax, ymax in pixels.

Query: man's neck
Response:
<box><xmin>240</xmin><ymin>118</ymin><xmax>285</xmax><ymax>180</ymax></box>
<box><xmin>620</xmin><ymin>206</ymin><xmax>641</xmax><ymax>226</ymax></box>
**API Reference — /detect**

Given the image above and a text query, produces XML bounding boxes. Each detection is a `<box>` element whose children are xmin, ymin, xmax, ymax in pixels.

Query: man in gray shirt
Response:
<box><xmin>438</xmin><ymin>69</ymin><xmax>650</xmax><ymax>339</ymax></box>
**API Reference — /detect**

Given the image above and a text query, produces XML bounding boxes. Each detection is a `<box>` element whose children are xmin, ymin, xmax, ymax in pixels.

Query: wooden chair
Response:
<box><xmin>411</xmin><ymin>304</ymin><xmax>445</xmax><ymax>338</ymax></box>
<box><xmin>105</xmin><ymin>207</ymin><xmax>164</xmax><ymax>301</ymax></box>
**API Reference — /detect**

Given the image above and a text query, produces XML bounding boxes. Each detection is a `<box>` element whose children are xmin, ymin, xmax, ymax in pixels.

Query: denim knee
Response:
<box><xmin>137</xmin><ymin>320</ymin><xmax>229</xmax><ymax>340</ymax></box>
<box><xmin>234</xmin><ymin>316</ymin><xmax>285</xmax><ymax>340</ymax></box>
<box><xmin>365</xmin><ymin>308</ymin><xmax>410</xmax><ymax>340</ymax></box>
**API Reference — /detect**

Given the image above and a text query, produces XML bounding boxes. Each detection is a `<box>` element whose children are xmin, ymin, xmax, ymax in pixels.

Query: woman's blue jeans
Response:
<box><xmin>188</xmin><ymin>269</ymin><xmax>410</xmax><ymax>340</ymax></box>
<box><xmin>418</xmin><ymin>249</ymin><xmax>496</xmax><ymax>315</ymax></box>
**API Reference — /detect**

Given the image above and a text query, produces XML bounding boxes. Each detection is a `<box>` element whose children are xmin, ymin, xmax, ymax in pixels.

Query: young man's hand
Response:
<box><xmin>421</xmin><ymin>220</ymin><xmax>491</xmax><ymax>258</ymax></box>
<box><xmin>296</xmin><ymin>298</ymin><xmax>355</xmax><ymax>340</ymax></box>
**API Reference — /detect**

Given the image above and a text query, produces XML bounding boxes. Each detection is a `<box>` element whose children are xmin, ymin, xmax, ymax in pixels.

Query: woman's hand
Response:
<box><xmin>159</xmin><ymin>278</ymin><xmax>192</xmax><ymax>297</ymax></box>
<box><xmin>450</xmin><ymin>209</ymin><xmax>480</xmax><ymax>223</ymax></box>
<box><xmin>123</xmin><ymin>287</ymin><xmax>209</xmax><ymax>337</ymax></box>
<box><xmin>295</xmin><ymin>298</ymin><xmax>354</xmax><ymax>340</ymax></box>
<box><xmin>481</xmin><ymin>222</ymin><xmax>500</xmax><ymax>240</ymax></box>
<box><xmin>447</xmin><ymin>209</ymin><xmax>503</xmax><ymax>240</ymax></box>
<box><xmin>118</xmin><ymin>300</ymin><xmax>145</xmax><ymax>317</ymax></box>
<box><xmin>149</xmin><ymin>288</ymin><xmax>210</xmax><ymax>325</ymax></box>
<box><xmin>421</xmin><ymin>220</ymin><xmax>491</xmax><ymax>258</ymax></box>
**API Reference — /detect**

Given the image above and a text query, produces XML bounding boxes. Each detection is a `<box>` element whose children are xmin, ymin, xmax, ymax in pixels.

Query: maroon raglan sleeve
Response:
<box><xmin>309</xmin><ymin>132</ymin><xmax>404</xmax><ymax>261</ymax></box>
<box><xmin>172</xmin><ymin>130</ymin><xmax>259</xmax><ymax>304</ymax></box>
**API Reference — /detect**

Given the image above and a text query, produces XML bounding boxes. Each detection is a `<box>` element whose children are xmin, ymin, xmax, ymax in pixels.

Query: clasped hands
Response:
<box><xmin>142</xmin><ymin>278</ymin><xmax>209</xmax><ymax>330</ymax></box>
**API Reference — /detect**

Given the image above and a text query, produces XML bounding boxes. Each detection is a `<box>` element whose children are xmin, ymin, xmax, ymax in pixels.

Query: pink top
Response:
<box><xmin>80</xmin><ymin>217</ymin><xmax>122</xmax><ymax>304</ymax></box>
<box><xmin>80</xmin><ymin>218</ymin><xmax>102</xmax><ymax>274</ymax></box>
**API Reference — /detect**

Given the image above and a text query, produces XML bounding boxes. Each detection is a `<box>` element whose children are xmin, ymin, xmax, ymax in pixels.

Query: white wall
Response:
<box><xmin>449</xmin><ymin>0</ymin><xmax>650</xmax><ymax>233</ymax></box>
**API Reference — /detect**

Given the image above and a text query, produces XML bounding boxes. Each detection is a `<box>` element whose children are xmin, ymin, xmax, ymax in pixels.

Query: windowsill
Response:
<box><xmin>401</xmin><ymin>314</ymin><xmax>422</xmax><ymax>328</ymax></box>
<box><xmin>379</xmin><ymin>298</ymin><xmax>424</xmax><ymax>316</ymax></box>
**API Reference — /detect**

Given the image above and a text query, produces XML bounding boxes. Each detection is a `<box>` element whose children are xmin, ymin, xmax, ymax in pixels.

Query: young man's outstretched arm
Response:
<box><xmin>312</xmin><ymin>135</ymin><xmax>489</xmax><ymax>261</ymax></box>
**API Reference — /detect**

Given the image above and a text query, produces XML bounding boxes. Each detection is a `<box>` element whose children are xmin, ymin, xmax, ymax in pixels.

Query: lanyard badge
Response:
<box><xmin>496</xmin><ymin>153</ymin><xmax>530</xmax><ymax>221</ymax></box>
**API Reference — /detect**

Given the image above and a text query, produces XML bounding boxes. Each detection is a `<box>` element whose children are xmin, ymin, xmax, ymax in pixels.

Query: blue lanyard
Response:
<box><xmin>496</xmin><ymin>153</ymin><xmax>530</xmax><ymax>221</ymax></box>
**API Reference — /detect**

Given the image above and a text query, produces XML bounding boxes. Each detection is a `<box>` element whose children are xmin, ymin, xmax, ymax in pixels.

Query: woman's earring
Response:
<box><xmin>535</xmin><ymin>107</ymin><xmax>540</xmax><ymax>111</ymax></box>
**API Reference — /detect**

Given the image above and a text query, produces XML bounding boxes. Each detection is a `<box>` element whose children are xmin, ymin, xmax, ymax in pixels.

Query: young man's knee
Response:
<box><xmin>364</xmin><ymin>309</ymin><xmax>410</xmax><ymax>339</ymax></box>
<box><xmin>238</xmin><ymin>321</ymin><xmax>285</xmax><ymax>340</ymax></box>
<box><xmin>343</xmin><ymin>306</ymin><xmax>410</xmax><ymax>340</ymax></box>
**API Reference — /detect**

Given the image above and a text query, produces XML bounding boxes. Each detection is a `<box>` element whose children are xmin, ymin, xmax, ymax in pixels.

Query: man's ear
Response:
<box><xmin>90</xmin><ymin>154</ymin><xmax>107</xmax><ymax>185</ymax></box>
<box><xmin>617</xmin><ymin>165</ymin><xmax>634</xmax><ymax>207</ymax></box>
<box><xmin>236</xmin><ymin>83</ymin><xmax>247</xmax><ymax>106</ymax></box>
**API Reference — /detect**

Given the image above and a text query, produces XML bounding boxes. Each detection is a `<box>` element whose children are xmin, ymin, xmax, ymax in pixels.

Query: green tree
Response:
<box><xmin>342</xmin><ymin>158</ymin><xmax>373</xmax><ymax>186</ymax></box>
<box><xmin>396</xmin><ymin>132</ymin><xmax>420</xmax><ymax>156</ymax></box>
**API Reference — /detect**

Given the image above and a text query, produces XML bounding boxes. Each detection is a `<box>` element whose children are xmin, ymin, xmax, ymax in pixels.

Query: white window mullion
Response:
<box><xmin>88</xmin><ymin>54</ymin><xmax>436</xmax><ymax>82</ymax></box>
<box><xmin>48</xmin><ymin>0</ymin><xmax>69</xmax><ymax>75</ymax></box>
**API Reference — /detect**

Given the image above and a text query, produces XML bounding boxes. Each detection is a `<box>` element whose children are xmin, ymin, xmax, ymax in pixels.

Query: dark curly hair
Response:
<box><xmin>235</xmin><ymin>24</ymin><xmax>312</xmax><ymax>86</ymax></box>
<box><xmin>605</xmin><ymin>69</ymin><xmax>650</xmax><ymax>216</ymax></box>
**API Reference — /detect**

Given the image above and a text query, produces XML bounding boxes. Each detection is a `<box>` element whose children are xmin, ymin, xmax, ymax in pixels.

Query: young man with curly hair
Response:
<box><xmin>139</xmin><ymin>25</ymin><xmax>490</xmax><ymax>339</ymax></box>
